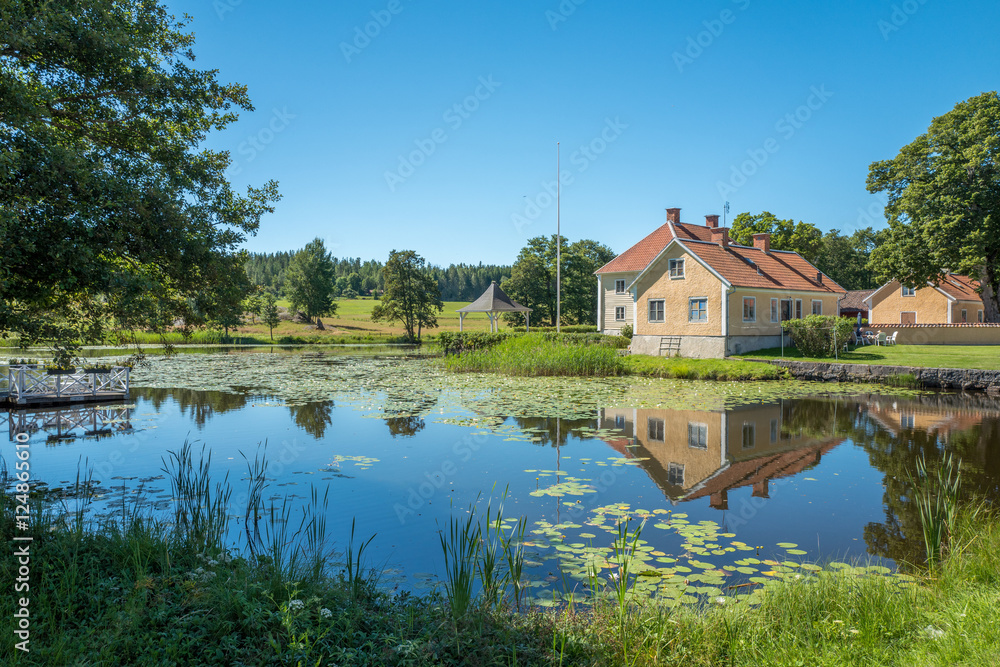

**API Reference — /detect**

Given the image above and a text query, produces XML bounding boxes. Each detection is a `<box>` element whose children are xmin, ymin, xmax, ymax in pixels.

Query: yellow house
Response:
<box><xmin>596</xmin><ymin>208</ymin><xmax>846</xmax><ymax>357</ymax></box>
<box><xmin>865</xmin><ymin>275</ymin><xmax>983</xmax><ymax>324</ymax></box>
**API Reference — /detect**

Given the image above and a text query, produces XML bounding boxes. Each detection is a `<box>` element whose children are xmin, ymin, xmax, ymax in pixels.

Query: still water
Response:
<box><xmin>3</xmin><ymin>349</ymin><xmax>999</xmax><ymax>598</ymax></box>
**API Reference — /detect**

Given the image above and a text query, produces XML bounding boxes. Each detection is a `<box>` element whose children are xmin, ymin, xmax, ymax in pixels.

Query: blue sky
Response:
<box><xmin>167</xmin><ymin>0</ymin><xmax>1000</xmax><ymax>266</ymax></box>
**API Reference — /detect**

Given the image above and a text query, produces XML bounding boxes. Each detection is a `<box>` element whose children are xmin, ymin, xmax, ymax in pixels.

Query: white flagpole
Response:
<box><xmin>556</xmin><ymin>142</ymin><xmax>561</xmax><ymax>333</ymax></box>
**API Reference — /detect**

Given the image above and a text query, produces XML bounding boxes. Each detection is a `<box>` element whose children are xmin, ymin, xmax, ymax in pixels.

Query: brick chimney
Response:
<box><xmin>665</xmin><ymin>208</ymin><xmax>681</xmax><ymax>225</ymax></box>
<box><xmin>705</xmin><ymin>214</ymin><xmax>720</xmax><ymax>229</ymax></box>
<box><xmin>712</xmin><ymin>227</ymin><xmax>729</xmax><ymax>248</ymax></box>
<box><xmin>753</xmin><ymin>233</ymin><xmax>770</xmax><ymax>253</ymax></box>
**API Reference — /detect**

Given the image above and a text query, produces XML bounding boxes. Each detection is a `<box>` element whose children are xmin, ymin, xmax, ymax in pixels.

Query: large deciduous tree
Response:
<box><xmin>371</xmin><ymin>250</ymin><xmax>443</xmax><ymax>341</ymax></box>
<box><xmin>867</xmin><ymin>92</ymin><xmax>1000</xmax><ymax>321</ymax></box>
<box><xmin>284</xmin><ymin>238</ymin><xmax>337</xmax><ymax>326</ymax></box>
<box><xmin>730</xmin><ymin>212</ymin><xmax>824</xmax><ymax>262</ymax></box>
<box><xmin>0</xmin><ymin>0</ymin><xmax>279</xmax><ymax>358</ymax></box>
<box><xmin>501</xmin><ymin>236</ymin><xmax>614</xmax><ymax>327</ymax></box>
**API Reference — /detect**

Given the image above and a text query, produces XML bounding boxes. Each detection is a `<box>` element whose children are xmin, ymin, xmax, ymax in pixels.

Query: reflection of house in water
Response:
<box><xmin>865</xmin><ymin>399</ymin><xmax>985</xmax><ymax>441</ymax></box>
<box><xmin>598</xmin><ymin>404</ymin><xmax>845</xmax><ymax>509</ymax></box>
<box><xmin>4</xmin><ymin>404</ymin><xmax>133</xmax><ymax>442</ymax></box>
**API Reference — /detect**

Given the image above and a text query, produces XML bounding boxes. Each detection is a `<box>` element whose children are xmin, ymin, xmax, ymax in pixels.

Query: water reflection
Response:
<box><xmin>289</xmin><ymin>401</ymin><xmax>335</xmax><ymax>439</ymax></box>
<box><xmin>3</xmin><ymin>404</ymin><xmax>133</xmax><ymax>442</ymax></box>
<box><xmin>598</xmin><ymin>394</ymin><xmax>1000</xmax><ymax>566</ymax></box>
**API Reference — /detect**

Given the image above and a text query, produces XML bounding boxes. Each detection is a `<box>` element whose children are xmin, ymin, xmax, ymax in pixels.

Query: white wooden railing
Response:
<box><xmin>6</xmin><ymin>365</ymin><xmax>130</xmax><ymax>404</ymax></box>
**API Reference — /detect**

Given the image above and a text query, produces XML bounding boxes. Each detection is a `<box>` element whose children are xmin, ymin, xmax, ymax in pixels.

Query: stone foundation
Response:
<box><xmin>749</xmin><ymin>359</ymin><xmax>1000</xmax><ymax>393</ymax></box>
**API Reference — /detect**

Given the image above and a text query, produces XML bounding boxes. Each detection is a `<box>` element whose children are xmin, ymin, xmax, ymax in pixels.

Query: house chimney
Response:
<box><xmin>712</xmin><ymin>227</ymin><xmax>729</xmax><ymax>248</ymax></box>
<box><xmin>753</xmin><ymin>233</ymin><xmax>770</xmax><ymax>253</ymax></box>
<box><xmin>705</xmin><ymin>214</ymin><xmax>720</xmax><ymax>228</ymax></box>
<box><xmin>665</xmin><ymin>208</ymin><xmax>681</xmax><ymax>225</ymax></box>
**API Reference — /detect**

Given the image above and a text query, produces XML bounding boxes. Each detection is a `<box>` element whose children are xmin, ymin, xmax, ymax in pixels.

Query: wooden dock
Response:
<box><xmin>3</xmin><ymin>365</ymin><xmax>130</xmax><ymax>407</ymax></box>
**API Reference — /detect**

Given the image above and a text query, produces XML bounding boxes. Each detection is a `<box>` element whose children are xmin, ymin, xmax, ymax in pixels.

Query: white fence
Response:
<box><xmin>6</xmin><ymin>365</ymin><xmax>130</xmax><ymax>405</ymax></box>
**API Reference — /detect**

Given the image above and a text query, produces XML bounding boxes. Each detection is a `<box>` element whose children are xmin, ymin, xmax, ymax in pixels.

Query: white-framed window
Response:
<box><xmin>687</xmin><ymin>423</ymin><xmax>708</xmax><ymax>450</ymax></box>
<box><xmin>614</xmin><ymin>415</ymin><xmax>626</xmax><ymax>430</ymax></box>
<box><xmin>900</xmin><ymin>413</ymin><xmax>915</xmax><ymax>430</ymax></box>
<box><xmin>615</xmin><ymin>306</ymin><xmax>625</xmax><ymax>321</ymax></box>
<box><xmin>901</xmin><ymin>285</ymin><xmax>916</xmax><ymax>297</ymax></box>
<box><xmin>962</xmin><ymin>309</ymin><xmax>968</xmax><ymax>323</ymax></box>
<box><xmin>742</xmin><ymin>423</ymin><xmax>755</xmax><ymax>449</ymax></box>
<box><xmin>648</xmin><ymin>417</ymin><xmax>665</xmax><ymax>441</ymax></box>
<box><xmin>770</xmin><ymin>418</ymin><xmax>779</xmax><ymax>443</ymax></box>
<box><xmin>668</xmin><ymin>258</ymin><xmax>685</xmax><ymax>279</ymax></box>
<box><xmin>979</xmin><ymin>310</ymin><xmax>984</xmax><ymax>323</ymax></box>
<box><xmin>667</xmin><ymin>462</ymin><xmax>685</xmax><ymax>486</ymax></box>
<box><xmin>795</xmin><ymin>299</ymin><xmax>803</xmax><ymax>319</ymax></box>
<box><xmin>742</xmin><ymin>297</ymin><xmax>756</xmax><ymax>322</ymax></box>
<box><xmin>812</xmin><ymin>300</ymin><xmax>822</xmax><ymax>315</ymax></box>
<box><xmin>770</xmin><ymin>298</ymin><xmax>779</xmax><ymax>323</ymax></box>
<box><xmin>689</xmin><ymin>297</ymin><xmax>708</xmax><ymax>322</ymax></box>
<box><xmin>615</xmin><ymin>279</ymin><xmax>626</xmax><ymax>294</ymax></box>
<box><xmin>648</xmin><ymin>299</ymin><xmax>665</xmax><ymax>323</ymax></box>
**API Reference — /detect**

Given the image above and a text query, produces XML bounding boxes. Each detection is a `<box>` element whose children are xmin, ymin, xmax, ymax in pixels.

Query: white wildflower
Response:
<box><xmin>714</xmin><ymin>596</ymin><xmax>726</xmax><ymax>605</ymax></box>
<box><xmin>207</xmin><ymin>559</ymin><xmax>218</xmax><ymax>567</ymax></box>
<box><xmin>320</xmin><ymin>608</ymin><xmax>333</xmax><ymax>618</ymax></box>
<box><xmin>288</xmin><ymin>599</ymin><xmax>305</xmax><ymax>610</ymax></box>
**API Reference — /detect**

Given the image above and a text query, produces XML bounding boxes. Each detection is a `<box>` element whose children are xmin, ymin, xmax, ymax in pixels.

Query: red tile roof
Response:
<box><xmin>935</xmin><ymin>274</ymin><xmax>981</xmax><ymax>301</ymax></box>
<box><xmin>597</xmin><ymin>219</ymin><xmax>846</xmax><ymax>293</ymax></box>
<box><xmin>681</xmin><ymin>240</ymin><xmax>846</xmax><ymax>293</ymax></box>
<box><xmin>595</xmin><ymin>223</ymin><xmax>674</xmax><ymax>274</ymax></box>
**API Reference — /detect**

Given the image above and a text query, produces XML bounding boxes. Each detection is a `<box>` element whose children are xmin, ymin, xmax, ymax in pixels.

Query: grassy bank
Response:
<box><xmin>625</xmin><ymin>355</ymin><xmax>783</xmax><ymax>381</ymax></box>
<box><xmin>3</xmin><ymin>447</ymin><xmax>999</xmax><ymax>665</ymax></box>
<box><xmin>739</xmin><ymin>344</ymin><xmax>1000</xmax><ymax>371</ymax></box>
<box><xmin>444</xmin><ymin>333</ymin><xmax>626</xmax><ymax>376</ymax></box>
<box><xmin>444</xmin><ymin>334</ymin><xmax>782</xmax><ymax>380</ymax></box>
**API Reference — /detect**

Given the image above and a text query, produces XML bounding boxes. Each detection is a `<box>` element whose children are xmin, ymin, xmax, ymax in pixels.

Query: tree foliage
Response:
<box><xmin>501</xmin><ymin>235</ymin><xmax>614</xmax><ymax>327</ymax></box>
<box><xmin>261</xmin><ymin>292</ymin><xmax>280</xmax><ymax>341</ymax></box>
<box><xmin>371</xmin><ymin>250</ymin><xmax>443</xmax><ymax>341</ymax></box>
<box><xmin>0</xmin><ymin>0</ymin><xmax>279</xmax><ymax>354</ymax></box>
<box><xmin>867</xmin><ymin>92</ymin><xmax>1000</xmax><ymax>321</ymax></box>
<box><xmin>730</xmin><ymin>212</ymin><xmax>824</xmax><ymax>262</ymax></box>
<box><xmin>285</xmin><ymin>238</ymin><xmax>337</xmax><ymax>323</ymax></box>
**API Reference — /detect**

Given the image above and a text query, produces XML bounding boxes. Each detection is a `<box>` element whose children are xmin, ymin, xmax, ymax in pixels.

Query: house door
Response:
<box><xmin>901</xmin><ymin>312</ymin><xmax>916</xmax><ymax>324</ymax></box>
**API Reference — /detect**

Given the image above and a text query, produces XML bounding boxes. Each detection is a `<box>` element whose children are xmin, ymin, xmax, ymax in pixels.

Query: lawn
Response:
<box><xmin>243</xmin><ymin>297</ymin><xmax>515</xmax><ymax>339</ymax></box>
<box><xmin>738</xmin><ymin>344</ymin><xmax>1000</xmax><ymax>371</ymax></box>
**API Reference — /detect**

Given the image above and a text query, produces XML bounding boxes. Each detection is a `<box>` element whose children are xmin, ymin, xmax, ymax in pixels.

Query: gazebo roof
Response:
<box><xmin>457</xmin><ymin>281</ymin><xmax>531</xmax><ymax>313</ymax></box>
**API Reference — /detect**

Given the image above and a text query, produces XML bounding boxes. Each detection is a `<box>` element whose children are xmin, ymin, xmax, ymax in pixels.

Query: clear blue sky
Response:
<box><xmin>166</xmin><ymin>0</ymin><xmax>1000</xmax><ymax>266</ymax></box>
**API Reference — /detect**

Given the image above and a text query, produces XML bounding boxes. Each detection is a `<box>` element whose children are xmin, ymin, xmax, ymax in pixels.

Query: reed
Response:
<box><xmin>908</xmin><ymin>452</ymin><xmax>963</xmax><ymax>567</ymax></box>
<box><xmin>444</xmin><ymin>333</ymin><xmax>626</xmax><ymax>377</ymax></box>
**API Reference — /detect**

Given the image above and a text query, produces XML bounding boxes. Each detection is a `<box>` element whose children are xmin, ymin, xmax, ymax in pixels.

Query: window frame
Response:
<box><xmin>647</xmin><ymin>299</ymin><xmax>665</xmax><ymax>323</ymax></box>
<box><xmin>687</xmin><ymin>422</ymin><xmax>708</xmax><ymax>450</ymax></box>
<box><xmin>689</xmin><ymin>297</ymin><xmax>708</xmax><ymax>323</ymax></box>
<box><xmin>668</xmin><ymin>258</ymin><xmax>685</xmax><ymax>279</ymax></box>
<box><xmin>979</xmin><ymin>310</ymin><xmax>984</xmax><ymax>323</ymax></box>
<box><xmin>795</xmin><ymin>299</ymin><xmax>803</xmax><ymax>319</ymax></box>
<box><xmin>962</xmin><ymin>309</ymin><xmax>968</xmax><ymax>323</ymax></box>
<box><xmin>901</xmin><ymin>285</ymin><xmax>916</xmax><ymax>297</ymax></box>
<box><xmin>614</xmin><ymin>306</ymin><xmax>626</xmax><ymax>321</ymax></box>
<box><xmin>667</xmin><ymin>462</ymin><xmax>685</xmax><ymax>486</ymax></box>
<box><xmin>614</xmin><ymin>279</ymin><xmax>626</xmax><ymax>294</ymax></box>
<box><xmin>647</xmin><ymin>417</ymin><xmax>665</xmax><ymax>442</ymax></box>
<box><xmin>770</xmin><ymin>298</ymin><xmax>779</xmax><ymax>323</ymax></box>
<box><xmin>811</xmin><ymin>299</ymin><xmax>822</xmax><ymax>315</ymax></box>
<box><xmin>742</xmin><ymin>423</ymin><xmax>756</xmax><ymax>450</ymax></box>
<box><xmin>742</xmin><ymin>296</ymin><xmax>756</xmax><ymax>323</ymax></box>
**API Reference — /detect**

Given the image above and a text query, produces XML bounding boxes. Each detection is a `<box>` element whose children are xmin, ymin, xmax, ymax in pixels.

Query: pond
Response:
<box><xmin>3</xmin><ymin>348</ymin><xmax>999</xmax><ymax>603</ymax></box>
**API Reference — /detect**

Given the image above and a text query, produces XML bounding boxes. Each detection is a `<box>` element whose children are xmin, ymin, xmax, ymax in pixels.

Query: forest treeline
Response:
<box><xmin>245</xmin><ymin>252</ymin><xmax>512</xmax><ymax>301</ymax></box>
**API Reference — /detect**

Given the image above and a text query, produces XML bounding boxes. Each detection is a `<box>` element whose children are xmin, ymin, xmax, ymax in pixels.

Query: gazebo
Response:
<box><xmin>457</xmin><ymin>281</ymin><xmax>532</xmax><ymax>333</ymax></box>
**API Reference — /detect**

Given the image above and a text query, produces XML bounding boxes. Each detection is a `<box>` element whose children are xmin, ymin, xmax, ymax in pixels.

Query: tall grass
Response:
<box><xmin>908</xmin><ymin>452</ymin><xmax>963</xmax><ymax>567</ymax></box>
<box><xmin>444</xmin><ymin>333</ymin><xmax>626</xmax><ymax>376</ymax></box>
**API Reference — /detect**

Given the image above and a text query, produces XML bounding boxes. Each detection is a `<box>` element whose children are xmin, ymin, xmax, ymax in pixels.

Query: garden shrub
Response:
<box><xmin>782</xmin><ymin>315</ymin><xmax>855</xmax><ymax>357</ymax></box>
<box><xmin>619</xmin><ymin>324</ymin><xmax>633</xmax><ymax>340</ymax></box>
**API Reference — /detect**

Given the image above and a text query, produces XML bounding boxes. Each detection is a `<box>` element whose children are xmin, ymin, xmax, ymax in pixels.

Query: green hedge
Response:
<box><xmin>782</xmin><ymin>316</ymin><xmax>855</xmax><ymax>358</ymax></box>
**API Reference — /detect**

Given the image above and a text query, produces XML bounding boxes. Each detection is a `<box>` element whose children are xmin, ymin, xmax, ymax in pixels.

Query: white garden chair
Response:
<box><xmin>876</xmin><ymin>332</ymin><xmax>887</xmax><ymax>346</ymax></box>
<box><xmin>887</xmin><ymin>331</ymin><xmax>898</xmax><ymax>345</ymax></box>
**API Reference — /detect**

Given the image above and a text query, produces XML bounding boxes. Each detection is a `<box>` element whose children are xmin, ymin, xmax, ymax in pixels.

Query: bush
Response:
<box><xmin>438</xmin><ymin>331</ymin><xmax>514</xmax><ymax>355</ymax></box>
<box><xmin>620</xmin><ymin>324</ymin><xmax>633</xmax><ymax>340</ymax></box>
<box><xmin>782</xmin><ymin>315</ymin><xmax>855</xmax><ymax>357</ymax></box>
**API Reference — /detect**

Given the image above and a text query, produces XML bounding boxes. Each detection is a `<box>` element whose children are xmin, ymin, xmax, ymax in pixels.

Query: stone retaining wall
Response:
<box><xmin>747</xmin><ymin>359</ymin><xmax>1000</xmax><ymax>394</ymax></box>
